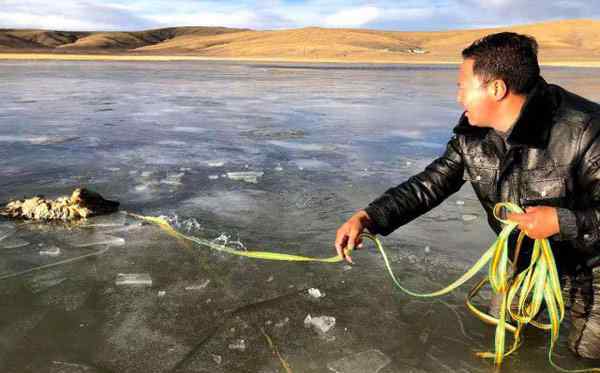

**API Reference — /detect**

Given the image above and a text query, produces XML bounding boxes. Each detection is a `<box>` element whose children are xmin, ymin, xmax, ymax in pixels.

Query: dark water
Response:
<box><xmin>1</xmin><ymin>61</ymin><xmax>599</xmax><ymax>372</ymax></box>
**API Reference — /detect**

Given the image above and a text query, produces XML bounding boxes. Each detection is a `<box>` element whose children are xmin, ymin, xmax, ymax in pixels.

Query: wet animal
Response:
<box><xmin>1</xmin><ymin>188</ymin><xmax>119</xmax><ymax>221</ymax></box>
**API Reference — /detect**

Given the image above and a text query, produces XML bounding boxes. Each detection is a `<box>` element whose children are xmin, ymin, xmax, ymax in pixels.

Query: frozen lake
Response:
<box><xmin>1</xmin><ymin>61</ymin><xmax>600</xmax><ymax>372</ymax></box>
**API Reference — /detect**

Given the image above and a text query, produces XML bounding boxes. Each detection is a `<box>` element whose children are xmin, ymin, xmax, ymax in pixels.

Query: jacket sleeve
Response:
<box><xmin>364</xmin><ymin>135</ymin><xmax>466</xmax><ymax>236</ymax></box>
<box><xmin>557</xmin><ymin>114</ymin><xmax>600</xmax><ymax>260</ymax></box>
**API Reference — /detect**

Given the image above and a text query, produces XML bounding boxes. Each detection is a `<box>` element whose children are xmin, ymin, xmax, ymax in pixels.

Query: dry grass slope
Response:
<box><xmin>2</xmin><ymin>19</ymin><xmax>600</xmax><ymax>64</ymax></box>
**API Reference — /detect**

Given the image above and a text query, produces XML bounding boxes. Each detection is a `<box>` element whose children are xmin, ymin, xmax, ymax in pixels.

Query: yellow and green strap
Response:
<box><xmin>130</xmin><ymin>203</ymin><xmax>598</xmax><ymax>371</ymax></box>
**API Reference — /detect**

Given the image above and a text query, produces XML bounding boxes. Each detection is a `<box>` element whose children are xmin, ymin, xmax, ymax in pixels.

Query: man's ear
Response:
<box><xmin>488</xmin><ymin>79</ymin><xmax>508</xmax><ymax>101</ymax></box>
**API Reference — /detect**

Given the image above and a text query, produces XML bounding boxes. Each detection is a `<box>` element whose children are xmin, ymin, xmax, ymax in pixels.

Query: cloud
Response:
<box><xmin>324</xmin><ymin>6</ymin><xmax>380</xmax><ymax>27</ymax></box>
<box><xmin>146</xmin><ymin>10</ymin><xmax>258</xmax><ymax>28</ymax></box>
<box><xmin>0</xmin><ymin>0</ymin><xmax>598</xmax><ymax>31</ymax></box>
<box><xmin>0</xmin><ymin>0</ymin><xmax>158</xmax><ymax>31</ymax></box>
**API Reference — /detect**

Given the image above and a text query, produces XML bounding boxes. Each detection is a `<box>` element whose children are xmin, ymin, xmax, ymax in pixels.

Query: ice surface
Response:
<box><xmin>65</xmin><ymin>233</ymin><xmax>125</xmax><ymax>248</ymax></box>
<box><xmin>115</xmin><ymin>273</ymin><xmax>153</xmax><ymax>286</ymax></box>
<box><xmin>2</xmin><ymin>62</ymin><xmax>592</xmax><ymax>373</ymax></box>
<box><xmin>304</xmin><ymin>314</ymin><xmax>335</xmax><ymax>333</ymax></box>
<box><xmin>327</xmin><ymin>349</ymin><xmax>391</xmax><ymax>373</ymax></box>
<box><xmin>0</xmin><ymin>236</ymin><xmax>30</xmax><ymax>249</ymax></box>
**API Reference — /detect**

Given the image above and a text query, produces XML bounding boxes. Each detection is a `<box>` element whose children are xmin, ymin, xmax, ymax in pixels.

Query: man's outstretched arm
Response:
<box><xmin>335</xmin><ymin>135</ymin><xmax>466</xmax><ymax>263</ymax></box>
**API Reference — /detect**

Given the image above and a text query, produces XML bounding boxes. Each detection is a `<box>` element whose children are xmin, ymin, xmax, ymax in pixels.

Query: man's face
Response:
<box><xmin>457</xmin><ymin>58</ymin><xmax>495</xmax><ymax>127</ymax></box>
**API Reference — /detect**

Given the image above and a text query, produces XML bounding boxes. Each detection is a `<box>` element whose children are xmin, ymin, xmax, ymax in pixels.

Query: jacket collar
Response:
<box><xmin>453</xmin><ymin>77</ymin><xmax>557</xmax><ymax>149</ymax></box>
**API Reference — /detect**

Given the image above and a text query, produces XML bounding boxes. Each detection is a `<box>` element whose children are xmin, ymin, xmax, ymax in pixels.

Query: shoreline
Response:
<box><xmin>1</xmin><ymin>53</ymin><xmax>600</xmax><ymax>68</ymax></box>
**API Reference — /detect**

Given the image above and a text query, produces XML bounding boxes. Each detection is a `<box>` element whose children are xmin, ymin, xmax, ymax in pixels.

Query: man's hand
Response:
<box><xmin>506</xmin><ymin>206</ymin><xmax>559</xmax><ymax>239</ymax></box>
<box><xmin>335</xmin><ymin>210</ymin><xmax>372</xmax><ymax>263</ymax></box>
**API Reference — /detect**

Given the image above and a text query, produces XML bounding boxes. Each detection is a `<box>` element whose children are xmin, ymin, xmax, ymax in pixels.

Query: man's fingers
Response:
<box><xmin>335</xmin><ymin>230</ymin><xmax>348</xmax><ymax>258</ymax></box>
<box><xmin>506</xmin><ymin>212</ymin><xmax>523</xmax><ymax>222</ymax></box>
<box><xmin>347</xmin><ymin>228</ymin><xmax>359</xmax><ymax>251</ymax></box>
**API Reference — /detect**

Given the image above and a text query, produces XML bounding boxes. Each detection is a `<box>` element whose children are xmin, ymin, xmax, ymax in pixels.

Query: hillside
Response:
<box><xmin>2</xmin><ymin>19</ymin><xmax>600</xmax><ymax>64</ymax></box>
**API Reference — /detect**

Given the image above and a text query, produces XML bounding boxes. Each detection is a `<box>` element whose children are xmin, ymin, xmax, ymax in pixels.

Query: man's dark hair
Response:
<box><xmin>462</xmin><ymin>32</ymin><xmax>540</xmax><ymax>95</ymax></box>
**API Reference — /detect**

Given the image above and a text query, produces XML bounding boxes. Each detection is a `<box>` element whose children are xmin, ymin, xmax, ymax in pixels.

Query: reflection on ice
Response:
<box><xmin>172</xmin><ymin>126</ymin><xmax>206</xmax><ymax>133</ymax></box>
<box><xmin>268</xmin><ymin>140</ymin><xmax>330</xmax><ymax>152</ymax></box>
<box><xmin>64</xmin><ymin>233</ymin><xmax>125</xmax><ymax>248</ymax></box>
<box><xmin>184</xmin><ymin>190</ymin><xmax>264</xmax><ymax>221</ymax></box>
<box><xmin>0</xmin><ymin>135</ymin><xmax>80</xmax><ymax>145</ymax></box>
<box><xmin>293</xmin><ymin>159</ymin><xmax>331</xmax><ymax>170</ymax></box>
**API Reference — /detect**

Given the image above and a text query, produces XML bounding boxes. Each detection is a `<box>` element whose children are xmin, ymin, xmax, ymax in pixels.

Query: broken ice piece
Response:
<box><xmin>461</xmin><ymin>214</ymin><xmax>478</xmax><ymax>222</ymax></box>
<box><xmin>157</xmin><ymin>290</ymin><xmax>166</xmax><ymax>297</ymax></box>
<box><xmin>39</xmin><ymin>246</ymin><xmax>61</xmax><ymax>257</ymax></box>
<box><xmin>308</xmin><ymin>288</ymin><xmax>325</xmax><ymax>298</ymax></box>
<box><xmin>211</xmin><ymin>354</ymin><xmax>222</xmax><ymax>365</ymax></box>
<box><xmin>184</xmin><ymin>279</ymin><xmax>210</xmax><ymax>290</ymax></box>
<box><xmin>226</xmin><ymin>171</ymin><xmax>264</xmax><ymax>184</ymax></box>
<box><xmin>207</xmin><ymin>161</ymin><xmax>225</xmax><ymax>167</ymax></box>
<box><xmin>228</xmin><ymin>339</ymin><xmax>246</xmax><ymax>351</ymax></box>
<box><xmin>456</xmin><ymin>200</ymin><xmax>465</xmax><ymax>205</ymax></box>
<box><xmin>304</xmin><ymin>314</ymin><xmax>336</xmax><ymax>333</ymax></box>
<box><xmin>326</xmin><ymin>349</ymin><xmax>391</xmax><ymax>373</ymax></box>
<box><xmin>115</xmin><ymin>273</ymin><xmax>152</xmax><ymax>286</ymax></box>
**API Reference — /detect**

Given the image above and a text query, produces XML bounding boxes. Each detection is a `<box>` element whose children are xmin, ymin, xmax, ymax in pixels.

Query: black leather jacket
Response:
<box><xmin>365</xmin><ymin>77</ymin><xmax>600</xmax><ymax>270</ymax></box>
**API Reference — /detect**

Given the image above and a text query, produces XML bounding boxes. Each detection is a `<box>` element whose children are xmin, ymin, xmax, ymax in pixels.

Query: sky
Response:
<box><xmin>0</xmin><ymin>0</ymin><xmax>598</xmax><ymax>32</ymax></box>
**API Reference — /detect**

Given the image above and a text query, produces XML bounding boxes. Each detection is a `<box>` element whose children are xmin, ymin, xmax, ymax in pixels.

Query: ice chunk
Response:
<box><xmin>226</xmin><ymin>171</ymin><xmax>264</xmax><ymax>184</ymax></box>
<box><xmin>115</xmin><ymin>273</ymin><xmax>152</xmax><ymax>286</ymax></box>
<box><xmin>304</xmin><ymin>314</ymin><xmax>335</xmax><ymax>333</ymax></box>
<box><xmin>207</xmin><ymin>160</ymin><xmax>225</xmax><ymax>167</ymax></box>
<box><xmin>327</xmin><ymin>349</ymin><xmax>391</xmax><ymax>373</ymax></box>
<box><xmin>208</xmin><ymin>175</ymin><xmax>219</xmax><ymax>180</ymax></box>
<box><xmin>39</xmin><ymin>246</ymin><xmax>61</xmax><ymax>257</ymax></box>
<box><xmin>211</xmin><ymin>354</ymin><xmax>222</xmax><ymax>365</ymax></box>
<box><xmin>308</xmin><ymin>288</ymin><xmax>325</xmax><ymax>299</ymax></box>
<box><xmin>456</xmin><ymin>200</ymin><xmax>465</xmax><ymax>205</ymax></box>
<box><xmin>228</xmin><ymin>339</ymin><xmax>246</xmax><ymax>351</ymax></box>
<box><xmin>157</xmin><ymin>290</ymin><xmax>166</xmax><ymax>297</ymax></box>
<box><xmin>461</xmin><ymin>214</ymin><xmax>478</xmax><ymax>222</ymax></box>
<box><xmin>275</xmin><ymin>317</ymin><xmax>289</xmax><ymax>328</ymax></box>
<box><xmin>160</xmin><ymin>172</ymin><xmax>185</xmax><ymax>186</ymax></box>
<box><xmin>184</xmin><ymin>279</ymin><xmax>210</xmax><ymax>291</ymax></box>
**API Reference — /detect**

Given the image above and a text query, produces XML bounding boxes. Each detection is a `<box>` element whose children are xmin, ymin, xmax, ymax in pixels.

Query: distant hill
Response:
<box><xmin>2</xmin><ymin>19</ymin><xmax>600</xmax><ymax>63</ymax></box>
<box><xmin>0</xmin><ymin>27</ymin><xmax>248</xmax><ymax>52</ymax></box>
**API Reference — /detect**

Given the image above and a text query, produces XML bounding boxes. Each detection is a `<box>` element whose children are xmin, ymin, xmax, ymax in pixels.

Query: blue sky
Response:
<box><xmin>0</xmin><ymin>0</ymin><xmax>597</xmax><ymax>32</ymax></box>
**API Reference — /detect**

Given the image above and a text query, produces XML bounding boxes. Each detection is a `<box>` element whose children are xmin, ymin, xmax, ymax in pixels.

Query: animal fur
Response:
<box><xmin>1</xmin><ymin>188</ymin><xmax>119</xmax><ymax>221</ymax></box>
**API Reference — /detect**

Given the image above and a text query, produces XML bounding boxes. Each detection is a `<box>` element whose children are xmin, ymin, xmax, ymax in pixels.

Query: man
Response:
<box><xmin>335</xmin><ymin>32</ymin><xmax>600</xmax><ymax>359</ymax></box>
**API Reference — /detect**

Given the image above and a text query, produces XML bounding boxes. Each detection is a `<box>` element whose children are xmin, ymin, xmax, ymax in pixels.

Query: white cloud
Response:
<box><xmin>146</xmin><ymin>10</ymin><xmax>258</xmax><ymax>28</ymax></box>
<box><xmin>324</xmin><ymin>6</ymin><xmax>380</xmax><ymax>27</ymax></box>
<box><xmin>0</xmin><ymin>11</ymin><xmax>116</xmax><ymax>30</ymax></box>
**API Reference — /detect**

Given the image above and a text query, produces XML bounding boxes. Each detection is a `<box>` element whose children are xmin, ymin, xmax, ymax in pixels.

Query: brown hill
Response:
<box><xmin>2</xmin><ymin>19</ymin><xmax>600</xmax><ymax>63</ymax></box>
<box><xmin>0</xmin><ymin>26</ymin><xmax>247</xmax><ymax>51</ymax></box>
